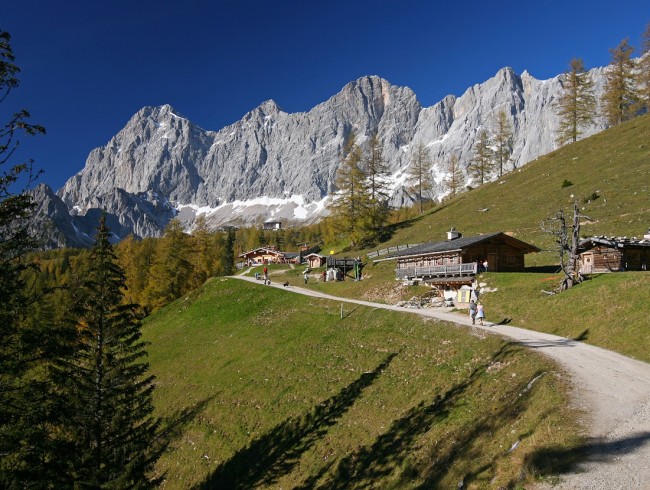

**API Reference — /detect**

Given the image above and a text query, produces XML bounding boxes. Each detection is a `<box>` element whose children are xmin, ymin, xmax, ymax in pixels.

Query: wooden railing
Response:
<box><xmin>367</xmin><ymin>243</ymin><xmax>421</xmax><ymax>259</ymax></box>
<box><xmin>396</xmin><ymin>262</ymin><xmax>477</xmax><ymax>279</ymax></box>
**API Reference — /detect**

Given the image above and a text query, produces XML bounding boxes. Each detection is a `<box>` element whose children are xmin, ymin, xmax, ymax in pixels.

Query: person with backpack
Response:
<box><xmin>468</xmin><ymin>300</ymin><xmax>477</xmax><ymax>325</ymax></box>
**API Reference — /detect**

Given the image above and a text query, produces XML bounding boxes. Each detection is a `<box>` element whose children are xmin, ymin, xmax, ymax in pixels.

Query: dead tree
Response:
<box><xmin>541</xmin><ymin>202</ymin><xmax>588</xmax><ymax>291</ymax></box>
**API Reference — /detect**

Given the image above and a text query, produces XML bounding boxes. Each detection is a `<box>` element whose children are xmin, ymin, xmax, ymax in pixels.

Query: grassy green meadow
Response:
<box><xmin>143</xmin><ymin>115</ymin><xmax>650</xmax><ymax>487</ymax></box>
<box><xmin>144</xmin><ymin>278</ymin><xmax>579</xmax><ymax>489</ymax></box>
<box><xmin>480</xmin><ymin>271</ymin><xmax>650</xmax><ymax>362</ymax></box>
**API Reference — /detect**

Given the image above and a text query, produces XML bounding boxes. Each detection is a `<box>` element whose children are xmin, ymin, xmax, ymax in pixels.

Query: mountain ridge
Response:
<box><xmin>35</xmin><ymin>63</ymin><xmax>617</xmax><ymax>247</ymax></box>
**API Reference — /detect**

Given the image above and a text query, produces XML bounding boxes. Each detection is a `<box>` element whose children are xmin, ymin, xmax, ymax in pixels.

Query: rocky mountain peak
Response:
<box><xmin>36</xmin><ymin>61</ymin><xmax>614</xmax><ymax>248</ymax></box>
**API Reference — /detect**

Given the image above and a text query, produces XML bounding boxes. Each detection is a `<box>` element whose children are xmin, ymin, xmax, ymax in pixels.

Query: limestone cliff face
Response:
<box><xmin>42</xmin><ymin>65</ymin><xmax>611</xmax><ymax>246</ymax></box>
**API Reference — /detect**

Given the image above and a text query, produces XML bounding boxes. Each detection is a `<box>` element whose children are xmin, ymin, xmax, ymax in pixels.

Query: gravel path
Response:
<box><xmin>233</xmin><ymin>276</ymin><xmax>650</xmax><ymax>488</ymax></box>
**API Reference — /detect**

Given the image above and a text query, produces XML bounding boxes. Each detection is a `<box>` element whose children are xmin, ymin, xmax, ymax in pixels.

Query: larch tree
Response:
<box><xmin>407</xmin><ymin>142</ymin><xmax>434</xmax><ymax>214</ymax></box>
<box><xmin>442</xmin><ymin>153</ymin><xmax>464</xmax><ymax>199</ymax></box>
<box><xmin>55</xmin><ymin>215</ymin><xmax>160</xmax><ymax>487</ymax></box>
<box><xmin>602</xmin><ymin>38</ymin><xmax>638</xmax><ymax>126</ymax></box>
<box><xmin>328</xmin><ymin>132</ymin><xmax>371</xmax><ymax>245</ymax></box>
<box><xmin>363</xmin><ymin>132</ymin><xmax>391</xmax><ymax>242</ymax></box>
<box><xmin>555</xmin><ymin>58</ymin><xmax>597</xmax><ymax>146</ymax></box>
<box><xmin>188</xmin><ymin>214</ymin><xmax>216</xmax><ymax>289</ymax></box>
<box><xmin>116</xmin><ymin>235</ymin><xmax>155</xmax><ymax>307</ymax></box>
<box><xmin>468</xmin><ymin>129</ymin><xmax>494</xmax><ymax>186</ymax></box>
<box><xmin>493</xmin><ymin>110</ymin><xmax>513</xmax><ymax>175</ymax></box>
<box><xmin>144</xmin><ymin>218</ymin><xmax>192</xmax><ymax>310</ymax></box>
<box><xmin>638</xmin><ymin>23</ymin><xmax>650</xmax><ymax>112</ymax></box>
<box><xmin>364</xmin><ymin>132</ymin><xmax>390</xmax><ymax>203</ymax></box>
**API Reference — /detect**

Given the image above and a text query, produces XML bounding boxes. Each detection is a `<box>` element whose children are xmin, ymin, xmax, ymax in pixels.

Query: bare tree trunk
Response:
<box><xmin>542</xmin><ymin>202</ymin><xmax>586</xmax><ymax>292</ymax></box>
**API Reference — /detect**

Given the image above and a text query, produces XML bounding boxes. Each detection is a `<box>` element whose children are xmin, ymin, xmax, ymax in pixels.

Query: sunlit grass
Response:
<box><xmin>144</xmin><ymin>278</ymin><xmax>580</xmax><ymax>488</ymax></box>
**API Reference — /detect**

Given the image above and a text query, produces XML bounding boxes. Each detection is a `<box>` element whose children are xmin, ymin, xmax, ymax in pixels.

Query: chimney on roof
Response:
<box><xmin>447</xmin><ymin>228</ymin><xmax>462</xmax><ymax>241</ymax></box>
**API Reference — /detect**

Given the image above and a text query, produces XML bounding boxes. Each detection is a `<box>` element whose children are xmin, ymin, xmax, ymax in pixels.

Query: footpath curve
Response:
<box><xmin>232</xmin><ymin>275</ymin><xmax>650</xmax><ymax>489</ymax></box>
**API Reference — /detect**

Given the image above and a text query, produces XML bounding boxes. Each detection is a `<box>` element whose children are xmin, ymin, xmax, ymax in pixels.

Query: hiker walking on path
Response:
<box><xmin>468</xmin><ymin>300</ymin><xmax>477</xmax><ymax>325</ymax></box>
<box><xmin>263</xmin><ymin>265</ymin><xmax>269</xmax><ymax>285</ymax></box>
<box><xmin>476</xmin><ymin>302</ymin><xmax>485</xmax><ymax>325</ymax></box>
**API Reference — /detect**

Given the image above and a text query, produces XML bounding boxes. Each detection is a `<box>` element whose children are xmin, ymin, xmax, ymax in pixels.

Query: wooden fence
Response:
<box><xmin>367</xmin><ymin>243</ymin><xmax>421</xmax><ymax>259</ymax></box>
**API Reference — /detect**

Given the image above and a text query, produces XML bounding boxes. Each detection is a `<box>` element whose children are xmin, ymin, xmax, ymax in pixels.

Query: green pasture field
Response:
<box><xmin>144</xmin><ymin>278</ymin><xmax>580</xmax><ymax>488</ymax></box>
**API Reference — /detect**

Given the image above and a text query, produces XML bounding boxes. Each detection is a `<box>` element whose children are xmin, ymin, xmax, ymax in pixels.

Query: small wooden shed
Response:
<box><xmin>304</xmin><ymin>253</ymin><xmax>326</xmax><ymax>268</ymax></box>
<box><xmin>578</xmin><ymin>234</ymin><xmax>650</xmax><ymax>273</ymax></box>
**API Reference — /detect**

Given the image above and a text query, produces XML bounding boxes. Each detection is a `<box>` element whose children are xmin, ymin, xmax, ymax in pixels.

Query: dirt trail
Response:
<box><xmin>233</xmin><ymin>275</ymin><xmax>650</xmax><ymax>489</ymax></box>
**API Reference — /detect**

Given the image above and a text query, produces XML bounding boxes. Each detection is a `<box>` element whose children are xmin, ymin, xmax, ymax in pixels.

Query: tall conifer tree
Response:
<box><xmin>221</xmin><ymin>226</ymin><xmax>236</xmax><ymax>275</ymax></box>
<box><xmin>468</xmin><ymin>129</ymin><xmax>494</xmax><ymax>185</ymax></box>
<box><xmin>328</xmin><ymin>132</ymin><xmax>371</xmax><ymax>245</ymax></box>
<box><xmin>363</xmin><ymin>132</ymin><xmax>391</xmax><ymax>241</ymax></box>
<box><xmin>602</xmin><ymin>38</ymin><xmax>638</xmax><ymax>126</ymax></box>
<box><xmin>0</xmin><ymin>30</ymin><xmax>58</xmax><ymax>487</ymax></box>
<box><xmin>442</xmin><ymin>153</ymin><xmax>464</xmax><ymax>199</ymax></box>
<box><xmin>493</xmin><ymin>110</ymin><xmax>513</xmax><ymax>174</ymax></box>
<box><xmin>555</xmin><ymin>58</ymin><xmax>596</xmax><ymax>146</ymax></box>
<box><xmin>144</xmin><ymin>219</ymin><xmax>192</xmax><ymax>309</ymax></box>
<box><xmin>638</xmin><ymin>23</ymin><xmax>650</xmax><ymax>112</ymax></box>
<box><xmin>56</xmin><ymin>214</ymin><xmax>160</xmax><ymax>488</ymax></box>
<box><xmin>407</xmin><ymin>142</ymin><xmax>433</xmax><ymax>214</ymax></box>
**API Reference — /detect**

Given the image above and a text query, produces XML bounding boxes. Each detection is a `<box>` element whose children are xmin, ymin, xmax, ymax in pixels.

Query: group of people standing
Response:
<box><xmin>468</xmin><ymin>300</ymin><xmax>486</xmax><ymax>325</ymax></box>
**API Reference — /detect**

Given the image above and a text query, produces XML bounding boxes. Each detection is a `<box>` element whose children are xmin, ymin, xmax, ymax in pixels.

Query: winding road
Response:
<box><xmin>233</xmin><ymin>275</ymin><xmax>650</xmax><ymax>489</ymax></box>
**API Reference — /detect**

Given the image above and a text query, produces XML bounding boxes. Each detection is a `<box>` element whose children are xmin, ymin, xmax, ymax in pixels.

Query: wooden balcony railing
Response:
<box><xmin>396</xmin><ymin>262</ymin><xmax>477</xmax><ymax>280</ymax></box>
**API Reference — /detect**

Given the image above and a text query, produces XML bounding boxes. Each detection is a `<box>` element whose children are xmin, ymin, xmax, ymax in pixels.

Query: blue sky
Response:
<box><xmin>4</xmin><ymin>0</ymin><xmax>649</xmax><ymax>191</ymax></box>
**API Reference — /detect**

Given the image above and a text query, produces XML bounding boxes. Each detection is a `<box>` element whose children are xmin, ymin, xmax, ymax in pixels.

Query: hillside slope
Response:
<box><xmin>143</xmin><ymin>278</ymin><xmax>578</xmax><ymax>489</ymax></box>
<box><xmin>299</xmin><ymin>115</ymin><xmax>650</xmax><ymax>362</ymax></box>
<box><xmin>374</xmin><ymin>112</ymin><xmax>650</xmax><ymax>259</ymax></box>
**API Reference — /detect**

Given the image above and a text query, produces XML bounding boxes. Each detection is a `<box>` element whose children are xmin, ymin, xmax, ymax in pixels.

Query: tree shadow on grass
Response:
<box><xmin>573</xmin><ymin>328</ymin><xmax>589</xmax><ymax>342</ymax></box>
<box><xmin>525</xmin><ymin>265</ymin><xmax>563</xmax><ymax>273</ymax></box>
<box><xmin>523</xmin><ymin>431</ymin><xmax>650</xmax><ymax>480</ymax></box>
<box><xmin>151</xmin><ymin>396</ymin><xmax>216</xmax><ymax>483</ymax></box>
<box><xmin>193</xmin><ymin>352</ymin><xmax>398</xmax><ymax>489</ymax></box>
<box><xmin>300</xmin><ymin>343</ymin><xmax>524</xmax><ymax>489</ymax></box>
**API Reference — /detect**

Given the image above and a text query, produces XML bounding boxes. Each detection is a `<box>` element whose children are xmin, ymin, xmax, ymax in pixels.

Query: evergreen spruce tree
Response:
<box><xmin>442</xmin><ymin>153</ymin><xmax>464</xmax><ymax>199</ymax></box>
<box><xmin>555</xmin><ymin>58</ymin><xmax>596</xmax><ymax>146</ymax></box>
<box><xmin>493</xmin><ymin>110</ymin><xmax>513</xmax><ymax>174</ymax></box>
<box><xmin>0</xmin><ymin>30</ymin><xmax>62</xmax><ymax>487</ymax></box>
<box><xmin>602</xmin><ymin>38</ymin><xmax>638</xmax><ymax>126</ymax></box>
<box><xmin>407</xmin><ymin>142</ymin><xmax>434</xmax><ymax>214</ymax></box>
<box><xmin>221</xmin><ymin>226</ymin><xmax>236</xmax><ymax>275</ymax></box>
<box><xmin>56</xmin><ymin>214</ymin><xmax>160</xmax><ymax>488</ymax></box>
<box><xmin>468</xmin><ymin>129</ymin><xmax>494</xmax><ymax>185</ymax></box>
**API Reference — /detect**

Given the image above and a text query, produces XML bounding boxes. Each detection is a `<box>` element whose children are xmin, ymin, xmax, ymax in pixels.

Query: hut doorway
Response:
<box><xmin>487</xmin><ymin>253</ymin><xmax>498</xmax><ymax>272</ymax></box>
